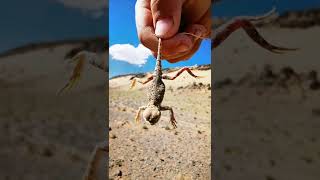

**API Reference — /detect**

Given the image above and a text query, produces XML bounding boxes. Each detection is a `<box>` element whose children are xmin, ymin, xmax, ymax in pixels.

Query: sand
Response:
<box><xmin>0</xmin><ymin>43</ymin><xmax>107</xmax><ymax>179</ymax></box>
<box><xmin>213</xmin><ymin>26</ymin><xmax>320</xmax><ymax>180</ymax></box>
<box><xmin>109</xmin><ymin>69</ymin><xmax>212</xmax><ymax>179</ymax></box>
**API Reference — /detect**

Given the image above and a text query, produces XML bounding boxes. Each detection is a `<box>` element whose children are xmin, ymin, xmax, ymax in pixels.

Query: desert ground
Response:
<box><xmin>109</xmin><ymin>23</ymin><xmax>320</xmax><ymax>180</ymax></box>
<box><xmin>109</xmin><ymin>68</ymin><xmax>211</xmax><ymax>179</ymax></box>
<box><xmin>0</xmin><ymin>41</ymin><xmax>107</xmax><ymax>179</ymax></box>
<box><xmin>213</xmin><ymin>25</ymin><xmax>320</xmax><ymax>180</ymax></box>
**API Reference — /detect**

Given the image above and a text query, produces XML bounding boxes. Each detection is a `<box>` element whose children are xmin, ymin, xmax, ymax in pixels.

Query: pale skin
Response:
<box><xmin>135</xmin><ymin>0</ymin><xmax>211</xmax><ymax>62</ymax></box>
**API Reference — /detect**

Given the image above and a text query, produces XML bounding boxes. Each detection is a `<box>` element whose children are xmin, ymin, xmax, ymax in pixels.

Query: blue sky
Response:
<box><xmin>213</xmin><ymin>0</ymin><xmax>320</xmax><ymax>17</ymax></box>
<box><xmin>109</xmin><ymin>0</ymin><xmax>211</xmax><ymax>78</ymax></box>
<box><xmin>0</xmin><ymin>0</ymin><xmax>319</xmax><ymax>78</ymax></box>
<box><xmin>0</xmin><ymin>0</ymin><xmax>107</xmax><ymax>53</ymax></box>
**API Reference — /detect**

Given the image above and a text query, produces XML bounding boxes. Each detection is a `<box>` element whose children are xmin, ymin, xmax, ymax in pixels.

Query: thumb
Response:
<box><xmin>151</xmin><ymin>0</ymin><xmax>184</xmax><ymax>39</ymax></box>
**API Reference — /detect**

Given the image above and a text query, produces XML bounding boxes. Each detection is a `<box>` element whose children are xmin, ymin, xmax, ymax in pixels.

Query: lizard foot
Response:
<box><xmin>170</xmin><ymin>115</ymin><xmax>177</xmax><ymax>129</ymax></box>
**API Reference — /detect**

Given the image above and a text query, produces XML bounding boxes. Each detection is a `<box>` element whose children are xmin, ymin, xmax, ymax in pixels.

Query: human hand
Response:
<box><xmin>135</xmin><ymin>0</ymin><xmax>211</xmax><ymax>63</ymax></box>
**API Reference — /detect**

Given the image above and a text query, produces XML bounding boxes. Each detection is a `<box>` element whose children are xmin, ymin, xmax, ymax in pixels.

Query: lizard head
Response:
<box><xmin>143</xmin><ymin>106</ymin><xmax>161</xmax><ymax>125</ymax></box>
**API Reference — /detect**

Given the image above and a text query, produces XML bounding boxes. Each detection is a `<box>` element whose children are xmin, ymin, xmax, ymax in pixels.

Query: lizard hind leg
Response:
<box><xmin>162</xmin><ymin>67</ymin><xmax>204</xmax><ymax>80</ymax></box>
<box><xmin>135</xmin><ymin>106</ymin><xmax>147</xmax><ymax>123</ymax></box>
<box><xmin>82</xmin><ymin>141</ymin><xmax>108</xmax><ymax>180</ymax></box>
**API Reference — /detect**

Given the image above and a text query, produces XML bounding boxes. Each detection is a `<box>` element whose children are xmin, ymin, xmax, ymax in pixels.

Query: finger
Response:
<box><xmin>151</xmin><ymin>0</ymin><xmax>184</xmax><ymax>38</ymax></box>
<box><xmin>151</xmin><ymin>33</ymin><xmax>193</xmax><ymax>59</ymax></box>
<box><xmin>182</xmin><ymin>0</ymin><xmax>211</xmax><ymax>24</ymax></box>
<box><xmin>163</xmin><ymin>23</ymin><xmax>209</xmax><ymax>62</ymax></box>
<box><xmin>135</xmin><ymin>0</ymin><xmax>158</xmax><ymax>52</ymax></box>
<box><xmin>184</xmin><ymin>24</ymin><xmax>209</xmax><ymax>40</ymax></box>
<box><xmin>167</xmin><ymin>39</ymin><xmax>202</xmax><ymax>63</ymax></box>
<box><xmin>165</xmin><ymin>8</ymin><xmax>211</xmax><ymax>63</ymax></box>
<box><xmin>196</xmin><ymin>8</ymin><xmax>212</xmax><ymax>37</ymax></box>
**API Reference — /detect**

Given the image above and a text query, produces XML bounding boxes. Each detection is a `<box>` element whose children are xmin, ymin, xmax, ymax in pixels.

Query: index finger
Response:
<box><xmin>135</xmin><ymin>0</ymin><xmax>158</xmax><ymax>52</ymax></box>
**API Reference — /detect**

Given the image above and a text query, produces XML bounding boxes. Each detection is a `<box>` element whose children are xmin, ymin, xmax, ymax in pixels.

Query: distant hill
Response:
<box><xmin>213</xmin><ymin>8</ymin><xmax>320</xmax><ymax>29</ymax></box>
<box><xmin>0</xmin><ymin>36</ymin><xmax>107</xmax><ymax>59</ymax></box>
<box><xmin>110</xmin><ymin>64</ymin><xmax>211</xmax><ymax>80</ymax></box>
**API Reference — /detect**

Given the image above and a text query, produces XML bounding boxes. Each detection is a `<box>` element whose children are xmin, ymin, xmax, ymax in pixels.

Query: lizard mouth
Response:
<box><xmin>147</xmin><ymin>116</ymin><xmax>160</xmax><ymax>125</ymax></box>
<box><xmin>147</xmin><ymin>119</ymin><xmax>157</xmax><ymax>125</ymax></box>
<box><xmin>149</xmin><ymin>121</ymin><xmax>157</xmax><ymax>125</ymax></box>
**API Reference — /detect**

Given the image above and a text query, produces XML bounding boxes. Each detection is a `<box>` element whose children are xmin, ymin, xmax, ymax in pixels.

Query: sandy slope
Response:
<box><xmin>213</xmin><ymin>26</ymin><xmax>320</xmax><ymax>180</ymax></box>
<box><xmin>109</xmin><ymin>70</ymin><xmax>211</xmax><ymax>179</ymax></box>
<box><xmin>0</xmin><ymin>43</ymin><xmax>107</xmax><ymax>179</ymax></box>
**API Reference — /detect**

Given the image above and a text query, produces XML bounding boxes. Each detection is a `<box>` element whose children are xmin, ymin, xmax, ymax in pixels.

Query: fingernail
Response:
<box><xmin>155</xmin><ymin>18</ymin><xmax>173</xmax><ymax>37</ymax></box>
<box><xmin>177</xmin><ymin>43</ymin><xmax>191</xmax><ymax>53</ymax></box>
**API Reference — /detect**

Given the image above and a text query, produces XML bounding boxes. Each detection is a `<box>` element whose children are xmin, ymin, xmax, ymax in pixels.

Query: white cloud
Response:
<box><xmin>55</xmin><ymin>0</ymin><xmax>108</xmax><ymax>18</ymax></box>
<box><xmin>109</xmin><ymin>44</ymin><xmax>152</xmax><ymax>66</ymax></box>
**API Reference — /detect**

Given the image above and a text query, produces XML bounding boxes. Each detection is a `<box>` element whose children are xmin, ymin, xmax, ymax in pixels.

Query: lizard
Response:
<box><xmin>131</xmin><ymin>38</ymin><xmax>203</xmax><ymax>128</ymax></box>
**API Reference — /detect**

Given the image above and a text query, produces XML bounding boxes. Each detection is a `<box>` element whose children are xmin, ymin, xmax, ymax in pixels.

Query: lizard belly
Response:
<box><xmin>147</xmin><ymin>78</ymin><xmax>165</xmax><ymax>106</ymax></box>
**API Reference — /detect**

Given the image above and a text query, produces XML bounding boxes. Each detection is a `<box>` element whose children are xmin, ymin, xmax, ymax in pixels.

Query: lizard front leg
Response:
<box><xmin>58</xmin><ymin>53</ymin><xmax>86</xmax><ymax>94</ymax></box>
<box><xmin>130</xmin><ymin>75</ymin><xmax>154</xmax><ymax>89</ymax></box>
<box><xmin>135</xmin><ymin>106</ymin><xmax>147</xmax><ymax>123</ymax></box>
<box><xmin>83</xmin><ymin>141</ymin><xmax>108</xmax><ymax>180</ymax></box>
<box><xmin>160</xmin><ymin>106</ymin><xmax>177</xmax><ymax>128</ymax></box>
<box><xmin>58</xmin><ymin>51</ymin><xmax>105</xmax><ymax>95</ymax></box>
<box><xmin>162</xmin><ymin>67</ymin><xmax>204</xmax><ymax>80</ymax></box>
<box><xmin>212</xmin><ymin>8</ymin><xmax>297</xmax><ymax>53</ymax></box>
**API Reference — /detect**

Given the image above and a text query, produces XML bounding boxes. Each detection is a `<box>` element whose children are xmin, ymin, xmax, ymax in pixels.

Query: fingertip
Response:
<box><xmin>155</xmin><ymin>18</ymin><xmax>174</xmax><ymax>38</ymax></box>
<box><xmin>185</xmin><ymin>24</ymin><xmax>209</xmax><ymax>39</ymax></box>
<box><xmin>176</xmin><ymin>35</ymin><xmax>193</xmax><ymax>53</ymax></box>
<box><xmin>139</xmin><ymin>26</ymin><xmax>158</xmax><ymax>53</ymax></box>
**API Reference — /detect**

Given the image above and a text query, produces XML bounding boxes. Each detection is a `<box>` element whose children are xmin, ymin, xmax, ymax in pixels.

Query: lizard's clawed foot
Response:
<box><xmin>58</xmin><ymin>53</ymin><xmax>86</xmax><ymax>95</ymax></box>
<box><xmin>161</xmin><ymin>106</ymin><xmax>177</xmax><ymax>128</ymax></box>
<box><xmin>130</xmin><ymin>78</ymin><xmax>137</xmax><ymax>89</ymax></box>
<box><xmin>135</xmin><ymin>106</ymin><xmax>147</xmax><ymax>124</ymax></box>
<box><xmin>83</xmin><ymin>141</ymin><xmax>108</xmax><ymax>180</ymax></box>
<box><xmin>170</xmin><ymin>115</ymin><xmax>177</xmax><ymax>129</ymax></box>
<box><xmin>196</xmin><ymin>75</ymin><xmax>205</xmax><ymax>79</ymax></box>
<box><xmin>129</xmin><ymin>75</ymin><xmax>154</xmax><ymax>89</ymax></box>
<box><xmin>135</xmin><ymin>110</ymin><xmax>141</xmax><ymax>123</ymax></box>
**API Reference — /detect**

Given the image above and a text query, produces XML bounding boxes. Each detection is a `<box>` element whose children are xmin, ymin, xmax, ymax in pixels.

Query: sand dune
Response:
<box><xmin>213</xmin><ymin>25</ymin><xmax>320</xmax><ymax>179</ymax></box>
<box><xmin>0</xmin><ymin>39</ymin><xmax>107</xmax><ymax>179</ymax></box>
<box><xmin>109</xmin><ymin>68</ymin><xmax>211</xmax><ymax>179</ymax></box>
<box><xmin>213</xmin><ymin>8</ymin><xmax>320</xmax><ymax>28</ymax></box>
